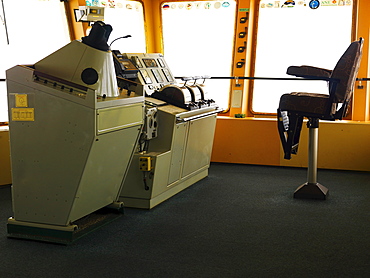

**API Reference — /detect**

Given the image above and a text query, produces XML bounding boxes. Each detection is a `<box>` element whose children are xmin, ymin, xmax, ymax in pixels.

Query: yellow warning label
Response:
<box><xmin>15</xmin><ymin>94</ymin><xmax>28</xmax><ymax>107</ymax></box>
<box><xmin>11</xmin><ymin>108</ymin><xmax>34</xmax><ymax>121</ymax></box>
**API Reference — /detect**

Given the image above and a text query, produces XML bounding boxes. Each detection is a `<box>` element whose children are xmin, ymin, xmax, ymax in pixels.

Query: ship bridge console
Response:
<box><xmin>112</xmin><ymin>51</ymin><xmax>221</xmax><ymax>209</ymax></box>
<box><xmin>6</xmin><ymin>21</ymin><xmax>221</xmax><ymax>244</ymax></box>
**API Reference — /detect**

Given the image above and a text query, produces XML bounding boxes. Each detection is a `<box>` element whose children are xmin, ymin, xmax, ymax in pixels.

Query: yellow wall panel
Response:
<box><xmin>211</xmin><ymin>117</ymin><xmax>281</xmax><ymax>166</ymax></box>
<box><xmin>212</xmin><ymin>118</ymin><xmax>370</xmax><ymax>172</ymax></box>
<box><xmin>0</xmin><ymin>128</ymin><xmax>12</xmax><ymax>186</ymax></box>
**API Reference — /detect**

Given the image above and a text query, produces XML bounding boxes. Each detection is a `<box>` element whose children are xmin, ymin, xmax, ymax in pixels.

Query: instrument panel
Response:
<box><xmin>125</xmin><ymin>53</ymin><xmax>176</xmax><ymax>95</ymax></box>
<box><xmin>114</xmin><ymin>52</ymin><xmax>216</xmax><ymax>110</ymax></box>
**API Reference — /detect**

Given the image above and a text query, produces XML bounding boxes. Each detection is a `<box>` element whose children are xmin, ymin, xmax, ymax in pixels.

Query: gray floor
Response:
<box><xmin>1</xmin><ymin>163</ymin><xmax>370</xmax><ymax>277</ymax></box>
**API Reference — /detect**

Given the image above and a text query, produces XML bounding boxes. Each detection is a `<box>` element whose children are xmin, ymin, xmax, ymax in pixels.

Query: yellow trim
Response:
<box><xmin>211</xmin><ymin>117</ymin><xmax>370</xmax><ymax>171</ymax></box>
<box><xmin>64</xmin><ymin>0</ymin><xmax>88</xmax><ymax>40</ymax></box>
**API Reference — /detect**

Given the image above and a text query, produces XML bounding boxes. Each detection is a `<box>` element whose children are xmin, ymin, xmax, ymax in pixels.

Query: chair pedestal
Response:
<box><xmin>294</xmin><ymin>182</ymin><xmax>328</xmax><ymax>200</ymax></box>
<box><xmin>293</xmin><ymin>120</ymin><xmax>329</xmax><ymax>200</ymax></box>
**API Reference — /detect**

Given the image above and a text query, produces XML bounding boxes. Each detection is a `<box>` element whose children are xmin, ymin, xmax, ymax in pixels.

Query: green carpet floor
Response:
<box><xmin>0</xmin><ymin>163</ymin><xmax>369</xmax><ymax>277</ymax></box>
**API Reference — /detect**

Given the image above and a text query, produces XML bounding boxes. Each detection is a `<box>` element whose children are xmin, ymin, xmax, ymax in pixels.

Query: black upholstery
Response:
<box><xmin>277</xmin><ymin>38</ymin><xmax>364</xmax><ymax>160</ymax></box>
<box><xmin>82</xmin><ymin>21</ymin><xmax>113</xmax><ymax>51</ymax></box>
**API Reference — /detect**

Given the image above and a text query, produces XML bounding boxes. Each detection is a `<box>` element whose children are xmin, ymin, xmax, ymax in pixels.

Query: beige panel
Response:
<box><xmin>182</xmin><ymin>115</ymin><xmax>217</xmax><ymax>177</ymax></box>
<box><xmin>151</xmin><ymin>153</ymin><xmax>172</xmax><ymax>198</ymax></box>
<box><xmin>8</xmin><ymin>83</ymin><xmax>94</xmax><ymax>225</ymax></box>
<box><xmin>120</xmin><ymin>151</ymin><xmax>172</xmax><ymax>200</ymax></box>
<box><xmin>69</xmin><ymin>125</ymin><xmax>142</xmax><ymax>222</ymax></box>
<box><xmin>34</xmin><ymin>40</ymin><xmax>87</xmax><ymax>83</ymax></box>
<box><xmin>7</xmin><ymin>65</ymin><xmax>144</xmax><ymax>226</ymax></box>
<box><xmin>119</xmin><ymin>153</ymin><xmax>153</xmax><ymax>200</ymax></box>
<box><xmin>168</xmin><ymin>122</ymin><xmax>187</xmax><ymax>184</ymax></box>
<box><xmin>97</xmin><ymin>103</ymin><xmax>143</xmax><ymax>134</ymax></box>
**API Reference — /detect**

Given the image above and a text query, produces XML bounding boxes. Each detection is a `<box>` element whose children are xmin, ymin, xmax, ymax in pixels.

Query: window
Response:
<box><xmin>101</xmin><ymin>1</ymin><xmax>146</xmax><ymax>53</ymax></box>
<box><xmin>161</xmin><ymin>1</ymin><xmax>237</xmax><ymax>109</ymax></box>
<box><xmin>0</xmin><ymin>0</ymin><xmax>70</xmax><ymax>122</ymax></box>
<box><xmin>252</xmin><ymin>0</ymin><xmax>354</xmax><ymax>114</ymax></box>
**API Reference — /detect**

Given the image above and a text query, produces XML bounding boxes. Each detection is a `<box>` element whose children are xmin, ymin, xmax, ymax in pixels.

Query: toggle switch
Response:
<box><xmin>238</xmin><ymin>42</ymin><xmax>247</xmax><ymax>53</ymax></box>
<box><xmin>238</xmin><ymin>27</ymin><xmax>248</xmax><ymax>38</ymax></box>
<box><xmin>239</xmin><ymin>12</ymin><xmax>249</xmax><ymax>23</ymax></box>
<box><xmin>240</xmin><ymin>17</ymin><xmax>248</xmax><ymax>24</ymax></box>
<box><xmin>236</xmin><ymin>59</ymin><xmax>245</xmax><ymax>68</ymax></box>
<box><xmin>238</xmin><ymin>32</ymin><xmax>247</xmax><ymax>38</ymax></box>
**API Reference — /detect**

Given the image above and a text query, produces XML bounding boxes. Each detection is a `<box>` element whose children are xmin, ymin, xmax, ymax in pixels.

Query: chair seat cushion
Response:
<box><xmin>279</xmin><ymin>92</ymin><xmax>330</xmax><ymax>115</ymax></box>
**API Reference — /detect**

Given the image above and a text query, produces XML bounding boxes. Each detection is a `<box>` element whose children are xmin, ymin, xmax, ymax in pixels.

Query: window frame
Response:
<box><xmin>247</xmin><ymin>0</ymin><xmax>358</xmax><ymax>118</ymax></box>
<box><xmin>159</xmin><ymin>0</ymin><xmax>238</xmax><ymax>111</ymax></box>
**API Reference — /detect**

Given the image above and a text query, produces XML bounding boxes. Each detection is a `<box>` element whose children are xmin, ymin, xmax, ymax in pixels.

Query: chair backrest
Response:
<box><xmin>329</xmin><ymin>38</ymin><xmax>364</xmax><ymax>117</ymax></box>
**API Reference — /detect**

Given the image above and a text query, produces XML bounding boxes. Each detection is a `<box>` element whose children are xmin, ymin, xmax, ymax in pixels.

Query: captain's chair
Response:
<box><xmin>277</xmin><ymin>38</ymin><xmax>364</xmax><ymax>200</ymax></box>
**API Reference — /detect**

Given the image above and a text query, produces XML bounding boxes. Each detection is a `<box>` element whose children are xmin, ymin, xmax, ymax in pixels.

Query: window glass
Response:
<box><xmin>0</xmin><ymin>0</ymin><xmax>70</xmax><ymax>122</ymax></box>
<box><xmin>252</xmin><ymin>0</ymin><xmax>354</xmax><ymax>114</ymax></box>
<box><xmin>101</xmin><ymin>1</ymin><xmax>146</xmax><ymax>53</ymax></box>
<box><xmin>161</xmin><ymin>1</ymin><xmax>237</xmax><ymax>109</ymax></box>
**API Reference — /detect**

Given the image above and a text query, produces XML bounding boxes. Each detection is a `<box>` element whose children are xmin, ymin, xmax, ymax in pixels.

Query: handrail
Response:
<box><xmin>175</xmin><ymin>76</ymin><xmax>370</xmax><ymax>82</ymax></box>
<box><xmin>1</xmin><ymin>77</ymin><xmax>369</xmax><ymax>83</ymax></box>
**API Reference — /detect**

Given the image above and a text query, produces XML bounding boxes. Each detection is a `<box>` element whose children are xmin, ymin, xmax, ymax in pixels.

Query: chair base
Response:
<box><xmin>294</xmin><ymin>182</ymin><xmax>329</xmax><ymax>200</ymax></box>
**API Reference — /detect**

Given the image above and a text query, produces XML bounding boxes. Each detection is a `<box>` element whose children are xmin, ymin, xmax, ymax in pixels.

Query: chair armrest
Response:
<box><xmin>287</xmin><ymin>66</ymin><xmax>332</xmax><ymax>79</ymax></box>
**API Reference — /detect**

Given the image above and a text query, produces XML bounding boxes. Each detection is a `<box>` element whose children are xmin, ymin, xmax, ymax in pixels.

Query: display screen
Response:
<box><xmin>143</xmin><ymin>59</ymin><xmax>158</xmax><ymax>68</ymax></box>
<box><xmin>89</xmin><ymin>8</ymin><xmax>101</xmax><ymax>15</ymax></box>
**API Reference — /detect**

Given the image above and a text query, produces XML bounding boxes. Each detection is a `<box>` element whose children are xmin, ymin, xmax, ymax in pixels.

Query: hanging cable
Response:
<box><xmin>109</xmin><ymin>35</ymin><xmax>132</xmax><ymax>47</ymax></box>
